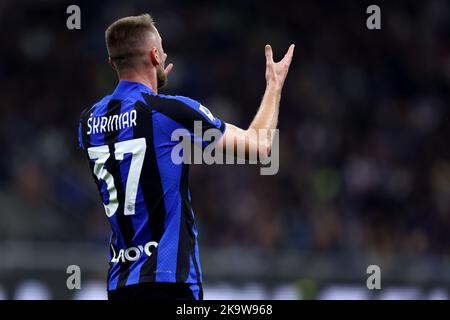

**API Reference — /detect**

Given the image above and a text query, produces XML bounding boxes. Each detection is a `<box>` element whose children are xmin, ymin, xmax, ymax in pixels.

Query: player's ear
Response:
<box><xmin>108</xmin><ymin>57</ymin><xmax>116</xmax><ymax>70</ymax></box>
<box><xmin>149</xmin><ymin>47</ymin><xmax>160</xmax><ymax>66</ymax></box>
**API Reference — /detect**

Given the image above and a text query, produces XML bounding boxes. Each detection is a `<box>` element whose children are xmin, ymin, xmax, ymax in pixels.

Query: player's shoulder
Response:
<box><xmin>140</xmin><ymin>92</ymin><xmax>220</xmax><ymax>126</ymax></box>
<box><xmin>160</xmin><ymin>94</ymin><xmax>200</xmax><ymax>107</ymax></box>
<box><xmin>79</xmin><ymin>95</ymin><xmax>112</xmax><ymax>122</ymax></box>
<box><xmin>140</xmin><ymin>91</ymin><xmax>200</xmax><ymax>109</ymax></box>
<box><xmin>140</xmin><ymin>92</ymin><xmax>213</xmax><ymax>118</ymax></box>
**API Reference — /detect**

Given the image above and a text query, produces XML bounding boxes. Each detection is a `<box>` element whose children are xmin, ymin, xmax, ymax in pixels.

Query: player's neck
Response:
<box><xmin>118</xmin><ymin>71</ymin><xmax>158</xmax><ymax>94</ymax></box>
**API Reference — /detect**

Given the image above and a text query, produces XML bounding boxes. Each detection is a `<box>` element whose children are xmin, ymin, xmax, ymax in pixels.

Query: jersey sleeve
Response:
<box><xmin>78</xmin><ymin>109</ymin><xmax>89</xmax><ymax>151</ymax></box>
<box><xmin>149</xmin><ymin>94</ymin><xmax>227</xmax><ymax>147</ymax></box>
<box><xmin>78</xmin><ymin>120</ymin><xmax>84</xmax><ymax>150</ymax></box>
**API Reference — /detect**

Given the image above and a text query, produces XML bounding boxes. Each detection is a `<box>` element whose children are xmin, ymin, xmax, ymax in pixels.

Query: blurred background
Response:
<box><xmin>0</xmin><ymin>0</ymin><xmax>449</xmax><ymax>299</ymax></box>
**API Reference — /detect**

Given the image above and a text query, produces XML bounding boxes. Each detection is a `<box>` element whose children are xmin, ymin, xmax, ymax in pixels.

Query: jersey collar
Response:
<box><xmin>113</xmin><ymin>80</ymin><xmax>156</xmax><ymax>98</ymax></box>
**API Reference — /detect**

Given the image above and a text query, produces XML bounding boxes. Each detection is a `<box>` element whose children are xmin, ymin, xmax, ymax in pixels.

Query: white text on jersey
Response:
<box><xmin>87</xmin><ymin>109</ymin><xmax>137</xmax><ymax>135</ymax></box>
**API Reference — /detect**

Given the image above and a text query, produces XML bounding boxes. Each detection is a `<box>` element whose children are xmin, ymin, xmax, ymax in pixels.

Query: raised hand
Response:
<box><xmin>265</xmin><ymin>44</ymin><xmax>295</xmax><ymax>89</ymax></box>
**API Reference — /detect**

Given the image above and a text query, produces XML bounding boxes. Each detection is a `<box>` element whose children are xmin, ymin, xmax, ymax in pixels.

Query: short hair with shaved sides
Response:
<box><xmin>105</xmin><ymin>14</ymin><xmax>156</xmax><ymax>71</ymax></box>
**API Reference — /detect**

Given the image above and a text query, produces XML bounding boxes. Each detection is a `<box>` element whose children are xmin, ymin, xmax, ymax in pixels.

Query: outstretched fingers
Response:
<box><xmin>265</xmin><ymin>44</ymin><xmax>273</xmax><ymax>63</ymax></box>
<box><xmin>282</xmin><ymin>44</ymin><xmax>295</xmax><ymax>66</ymax></box>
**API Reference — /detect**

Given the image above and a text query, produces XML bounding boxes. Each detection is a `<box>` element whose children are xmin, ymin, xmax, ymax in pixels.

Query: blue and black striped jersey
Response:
<box><xmin>78</xmin><ymin>80</ymin><xmax>226</xmax><ymax>291</ymax></box>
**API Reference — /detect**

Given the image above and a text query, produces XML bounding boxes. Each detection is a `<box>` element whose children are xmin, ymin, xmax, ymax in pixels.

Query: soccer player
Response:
<box><xmin>78</xmin><ymin>14</ymin><xmax>294</xmax><ymax>300</ymax></box>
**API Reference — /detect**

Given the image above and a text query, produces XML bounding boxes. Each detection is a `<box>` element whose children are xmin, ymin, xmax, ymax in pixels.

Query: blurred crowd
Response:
<box><xmin>0</xmin><ymin>0</ymin><xmax>449</xmax><ymax>258</ymax></box>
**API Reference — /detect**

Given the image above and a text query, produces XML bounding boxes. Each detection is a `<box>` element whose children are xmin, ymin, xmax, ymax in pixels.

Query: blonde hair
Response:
<box><xmin>105</xmin><ymin>14</ymin><xmax>156</xmax><ymax>70</ymax></box>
